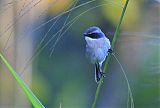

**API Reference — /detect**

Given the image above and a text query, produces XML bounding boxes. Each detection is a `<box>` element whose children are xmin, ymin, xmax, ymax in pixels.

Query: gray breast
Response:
<box><xmin>85</xmin><ymin>37</ymin><xmax>111</xmax><ymax>63</ymax></box>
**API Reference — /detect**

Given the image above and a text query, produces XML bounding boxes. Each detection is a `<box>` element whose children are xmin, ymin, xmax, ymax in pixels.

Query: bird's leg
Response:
<box><xmin>98</xmin><ymin>63</ymin><xmax>106</xmax><ymax>78</ymax></box>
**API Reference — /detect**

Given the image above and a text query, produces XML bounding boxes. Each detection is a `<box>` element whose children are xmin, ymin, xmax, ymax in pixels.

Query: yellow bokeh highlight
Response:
<box><xmin>39</xmin><ymin>0</ymin><xmax>73</xmax><ymax>14</ymax></box>
<box><xmin>101</xmin><ymin>0</ymin><xmax>140</xmax><ymax>28</ymax></box>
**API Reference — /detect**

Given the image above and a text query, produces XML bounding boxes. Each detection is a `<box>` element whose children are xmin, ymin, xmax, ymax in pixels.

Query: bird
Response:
<box><xmin>84</xmin><ymin>26</ymin><xmax>111</xmax><ymax>83</ymax></box>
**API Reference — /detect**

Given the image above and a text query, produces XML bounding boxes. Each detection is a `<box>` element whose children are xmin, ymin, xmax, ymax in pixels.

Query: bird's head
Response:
<box><xmin>84</xmin><ymin>26</ymin><xmax>105</xmax><ymax>39</ymax></box>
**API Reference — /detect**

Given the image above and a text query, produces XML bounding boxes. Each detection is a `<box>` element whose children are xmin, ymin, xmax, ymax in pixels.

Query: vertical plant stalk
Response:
<box><xmin>0</xmin><ymin>53</ymin><xmax>45</xmax><ymax>108</ymax></box>
<box><xmin>91</xmin><ymin>0</ymin><xmax>129</xmax><ymax>108</ymax></box>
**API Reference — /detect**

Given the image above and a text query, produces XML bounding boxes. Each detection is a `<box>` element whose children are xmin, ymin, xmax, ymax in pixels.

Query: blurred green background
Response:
<box><xmin>0</xmin><ymin>0</ymin><xmax>159</xmax><ymax>108</ymax></box>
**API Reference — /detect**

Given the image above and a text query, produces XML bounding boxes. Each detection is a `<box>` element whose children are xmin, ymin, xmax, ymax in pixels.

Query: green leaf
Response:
<box><xmin>0</xmin><ymin>53</ymin><xmax>45</xmax><ymax>108</ymax></box>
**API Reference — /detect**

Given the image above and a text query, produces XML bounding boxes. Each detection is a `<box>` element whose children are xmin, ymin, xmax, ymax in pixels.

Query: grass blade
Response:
<box><xmin>91</xmin><ymin>0</ymin><xmax>130</xmax><ymax>108</ymax></box>
<box><xmin>0</xmin><ymin>53</ymin><xmax>45</xmax><ymax>108</ymax></box>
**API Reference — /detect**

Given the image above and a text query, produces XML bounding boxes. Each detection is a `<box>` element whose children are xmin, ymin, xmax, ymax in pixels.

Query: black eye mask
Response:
<box><xmin>85</xmin><ymin>33</ymin><xmax>103</xmax><ymax>39</ymax></box>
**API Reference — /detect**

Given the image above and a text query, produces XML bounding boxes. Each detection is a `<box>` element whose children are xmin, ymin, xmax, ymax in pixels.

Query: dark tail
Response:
<box><xmin>95</xmin><ymin>63</ymin><xmax>102</xmax><ymax>83</ymax></box>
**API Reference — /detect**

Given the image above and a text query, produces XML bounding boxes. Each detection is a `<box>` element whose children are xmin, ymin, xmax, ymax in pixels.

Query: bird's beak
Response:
<box><xmin>84</xmin><ymin>33</ymin><xmax>88</xmax><ymax>36</ymax></box>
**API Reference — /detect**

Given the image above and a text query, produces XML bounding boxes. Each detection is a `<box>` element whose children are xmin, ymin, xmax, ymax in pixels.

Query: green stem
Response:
<box><xmin>0</xmin><ymin>53</ymin><xmax>45</xmax><ymax>108</ymax></box>
<box><xmin>91</xmin><ymin>0</ymin><xmax>129</xmax><ymax>108</ymax></box>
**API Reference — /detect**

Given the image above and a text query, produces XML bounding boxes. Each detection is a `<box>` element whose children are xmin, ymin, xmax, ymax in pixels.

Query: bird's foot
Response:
<box><xmin>108</xmin><ymin>49</ymin><xmax>113</xmax><ymax>54</ymax></box>
<box><xmin>100</xmin><ymin>72</ymin><xmax>106</xmax><ymax>78</ymax></box>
